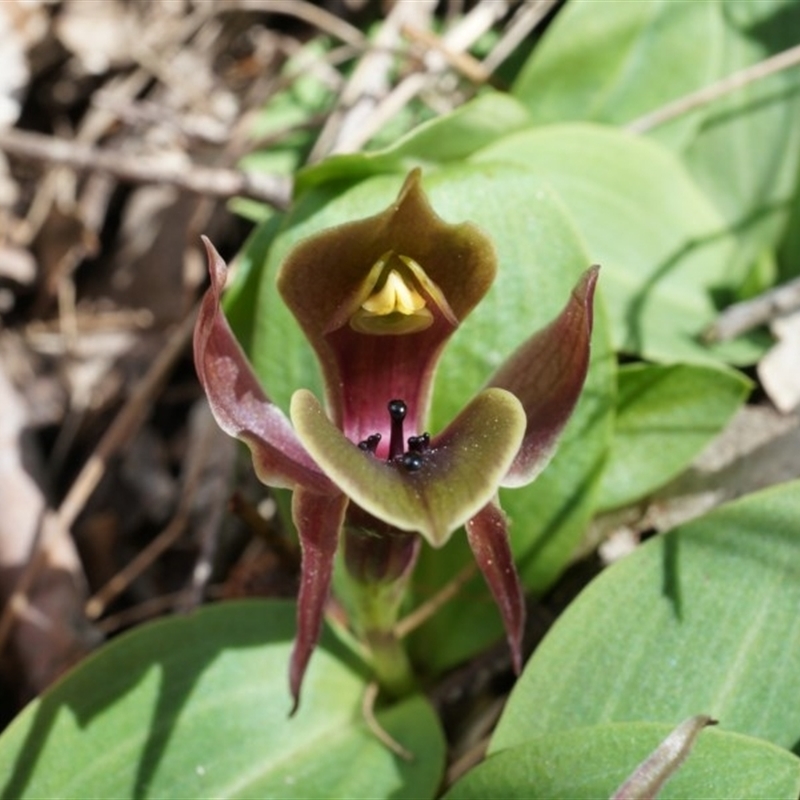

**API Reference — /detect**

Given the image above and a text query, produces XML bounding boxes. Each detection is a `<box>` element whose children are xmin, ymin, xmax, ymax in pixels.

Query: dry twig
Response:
<box><xmin>96</xmin><ymin>585</ymin><xmax>226</xmax><ymax>635</ymax></box>
<box><xmin>704</xmin><ymin>276</ymin><xmax>800</xmax><ymax>343</ymax></box>
<box><xmin>309</xmin><ymin>0</ymin><xmax>435</xmax><ymax>161</ymax></box>
<box><xmin>336</xmin><ymin>0</ymin><xmax>512</xmax><ymax>154</ymax></box>
<box><xmin>403</xmin><ymin>24</ymin><xmax>491</xmax><ymax>85</ymax></box>
<box><xmin>394</xmin><ymin>561</ymin><xmax>478</xmax><ymax>639</ymax></box>
<box><xmin>627</xmin><ymin>42</ymin><xmax>800</xmax><ymax>134</ymax></box>
<box><xmin>361</xmin><ymin>682</ymin><xmax>414</xmax><ymax>761</ymax></box>
<box><xmin>85</xmin><ymin>400</ymin><xmax>234</xmax><ymax>619</ymax></box>
<box><xmin>225</xmin><ymin>0</ymin><xmax>366</xmax><ymax>48</ymax></box>
<box><xmin>481</xmin><ymin>0</ymin><xmax>560</xmax><ymax>76</ymax></box>
<box><xmin>0</xmin><ymin>128</ymin><xmax>292</xmax><ymax>209</ymax></box>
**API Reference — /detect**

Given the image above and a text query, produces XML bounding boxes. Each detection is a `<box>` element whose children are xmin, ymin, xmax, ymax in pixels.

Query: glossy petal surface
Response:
<box><xmin>278</xmin><ymin>170</ymin><xmax>496</xmax><ymax>442</ymax></box>
<box><xmin>290</xmin><ymin>388</ymin><xmax>526</xmax><ymax>548</ymax></box>
<box><xmin>194</xmin><ymin>238</ymin><xmax>333</xmax><ymax>493</ymax></box>
<box><xmin>492</xmin><ymin>266</ymin><xmax>598</xmax><ymax>488</ymax></box>
<box><xmin>289</xmin><ymin>488</ymin><xmax>349</xmax><ymax>711</ymax></box>
<box><xmin>466</xmin><ymin>501</ymin><xmax>525</xmax><ymax>674</ymax></box>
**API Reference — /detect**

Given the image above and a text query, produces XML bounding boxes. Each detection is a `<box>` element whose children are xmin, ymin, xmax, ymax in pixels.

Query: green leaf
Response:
<box><xmin>222</xmin><ymin>213</ymin><xmax>285</xmax><ymax>358</ymax></box>
<box><xmin>512</xmin><ymin>0</ymin><xmax>722</xmax><ymax>150</ymax></box>
<box><xmin>295</xmin><ymin>92</ymin><xmax>533</xmax><ymax>194</ymax></box>
<box><xmin>598</xmin><ymin>363</ymin><xmax>751</xmax><ymax>511</ymax></box>
<box><xmin>680</xmin><ymin>0</ymin><xmax>800</xmax><ymax>279</ymax></box>
<box><xmin>777</xmin><ymin>153</ymin><xmax>800</xmax><ymax>282</ymax></box>
<box><xmin>423</xmin><ymin>169</ymin><xmax>614</xmax><ymax>596</ymax></box>
<box><xmin>473</xmin><ymin>123</ymin><xmax>765</xmax><ymax>364</ymax></box>
<box><xmin>445</xmin><ymin>723</ymin><xmax>800</xmax><ymax>800</ymax></box>
<box><xmin>512</xmin><ymin>0</ymin><xmax>800</xmax><ymax>285</ymax></box>
<box><xmin>0</xmin><ymin>601</ymin><xmax>445</xmax><ymax>800</ymax></box>
<box><xmin>491</xmin><ymin>480</ymin><xmax>800</xmax><ymax>752</ymax></box>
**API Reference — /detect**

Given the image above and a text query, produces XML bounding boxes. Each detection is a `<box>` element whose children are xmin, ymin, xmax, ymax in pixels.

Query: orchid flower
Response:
<box><xmin>194</xmin><ymin>170</ymin><xmax>597</xmax><ymax>709</ymax></box>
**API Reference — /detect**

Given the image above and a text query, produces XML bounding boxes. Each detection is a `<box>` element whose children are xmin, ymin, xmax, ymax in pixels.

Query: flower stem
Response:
<box><xmin>364</xmin><ymin>627</ymin><xmax>416</xmax><ymax>697</ymax></box>
<box><xmin>348</xmin><ymin>578</ymin><xmax>417</xmax><ymax>697</ymax></box>
<box><xmin>342</xmin><ymin>521</ymin><xmax>420</xmax><ymax>696</ymax></box>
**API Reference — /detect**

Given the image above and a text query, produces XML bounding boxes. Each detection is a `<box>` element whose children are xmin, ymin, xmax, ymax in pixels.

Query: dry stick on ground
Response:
<box><xmin>226</xmin><ymin>0</ymin><xmax>365</xmax><ymax>48</ymax></box>
<box><xmin>480</xmin><ymin>0</ymin><xmax>560</xmax><ymax>76</ymax></box>
<box><xmin>95</xmin><ymin>585</ymin><xmax>227</xmax><ymax>635</ymax></box>
<box><xmin>85</xmin><ymin>517</ymin><xmax>187</xmax><ymax>622</ymax></box>
<box><xmin>0</xmin><ymin>307</ymin><xmax>198</xmax><ymax>657</ymax></box>
<box><xmin>16</xmin><ymin>5</ymin><xmax>210</xmax><ymax>248</ymax></box>
<box><xmin>362</xmin><ymin>682</ymin><xmax>414</xmax><ymax>762</ymax></box>
<box><xmin>627</xmin><ymin>41</ymin><xmax>800</xmax><ymax>134</ymax></box>
<box><xmin>327</xmin><ymin>0</ymin><xmax>513</xmax><ymax>157</ymax></box>
<box><xmin>308</xmin><ymin>0</ymin><xmax>436</xmax><ymax>162</ymax></box>
<box><xmin>704</xmin><ymin>276</ymin><xmax>800</xmax><ymax>342</ymax></box>
<box><xmin>403</xmin><ymin>24</ymin><xmax>491</xmax><ymax>85</ymax></box>
<box><xmin>0</xmin><ymin>128</ymin><xmax>292</xmax><ymax>210</ymax></box>
<box><xmin>12</xmin><ymin>74</ymin><xmax>152</xmax><ymax>249</ymax></box>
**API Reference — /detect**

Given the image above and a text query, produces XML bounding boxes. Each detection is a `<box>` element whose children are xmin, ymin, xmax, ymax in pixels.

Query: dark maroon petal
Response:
<box><xmin>343</xmin><ymin>504</ymin><xmax>420</xmax><ymax>586</ymax></box>
<box><xmin>289</xmin><ymin>488</ymin><xmax>349</xmax><ymax>714</ymax></box>
<box><xmin>465</xmin><ymin>501</ymin><xmax>525</xmax><ymax>674</ymax></box>
<box><xmin>323</xmin><ymin>315</ymin><xmax>455</xmax><ymax>448</ymax></box>
<box><xmin>277</xmin><ymin>170</ymin><xmax>497</xmax><ymax>445</ymax></box>
<box><xmin>491</xmin><ymin>266</ymin><xmax>599</xmax><ymax>488</ymax></box>
<box><xmin>193</xmin><ymin>237</ymin><xmax>334</xmax><ymax>494</ymax></box>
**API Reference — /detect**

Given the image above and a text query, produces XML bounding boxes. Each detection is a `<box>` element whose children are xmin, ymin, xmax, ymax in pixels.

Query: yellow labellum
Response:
<box><xmin>350</xmin><ymin>252</ymin><xmax>441</xmax><ymax>335</ymax></box>
<box><xmin>361</xmin><ymin>270</ymin><xmax>427</xmax><ymax>316</ymax></box>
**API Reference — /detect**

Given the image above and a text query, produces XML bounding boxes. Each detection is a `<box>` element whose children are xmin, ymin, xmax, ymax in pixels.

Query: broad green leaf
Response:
<box><xmin>512</xmin><ymin>0</ymin><xmax>800</xmax><ymax>283</ymax></box>
<box><xmin>295</xmin><ymin>92</ymin><xmax>532</xmax><ymax>194</ymax></box>
<box><xmin>491</xmin><ymin>481</ymin><xmax>800</xmax><ymax>752</ymax></box>
<box><xmin>445</xmin><ymin>723</ymin><xmax>800</xmax><ymax>800</ymax></box>
<box><xmin>473</xmin><ymin>123</ymin><xmax>765</xmax><ymax>364</ymax></box>
<box><xmin>609</xmin><ymin>715</ymin><xmax>716</xmax><ymax>800</ymax></box>
<box><xmin>512</xmin><ymin>0</ymin><xmax>722</xmax><ymax>150</ymax></box>
<box><xmin>681</xmin><ymin>0</ymin><xmax>800</xmax><ymax>278</ymax></box>
<box><xmin>222</xmin><ymin>212</ymin><xmax>285</xmax><ymax>355</ymax></box>
<box><xmin>597</xmin><ymin>363</ymin><xmax>751</xmax><ymax>511</ymax></box>
<box><xmin>0</xmin><ymin>601</ymin><xmax>445</xmax><ymax>800</ymax></box>
<box><xmin>777</xmin><ymin>152</ymin><xmax>800</xmax><ymax>282</ymax></box>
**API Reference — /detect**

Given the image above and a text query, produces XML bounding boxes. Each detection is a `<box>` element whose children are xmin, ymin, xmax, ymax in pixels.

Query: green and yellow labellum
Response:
<box><xmin>348</xmin><ymin>251</ymin><xmax>456</xmax><ymax>335</ymax></box>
